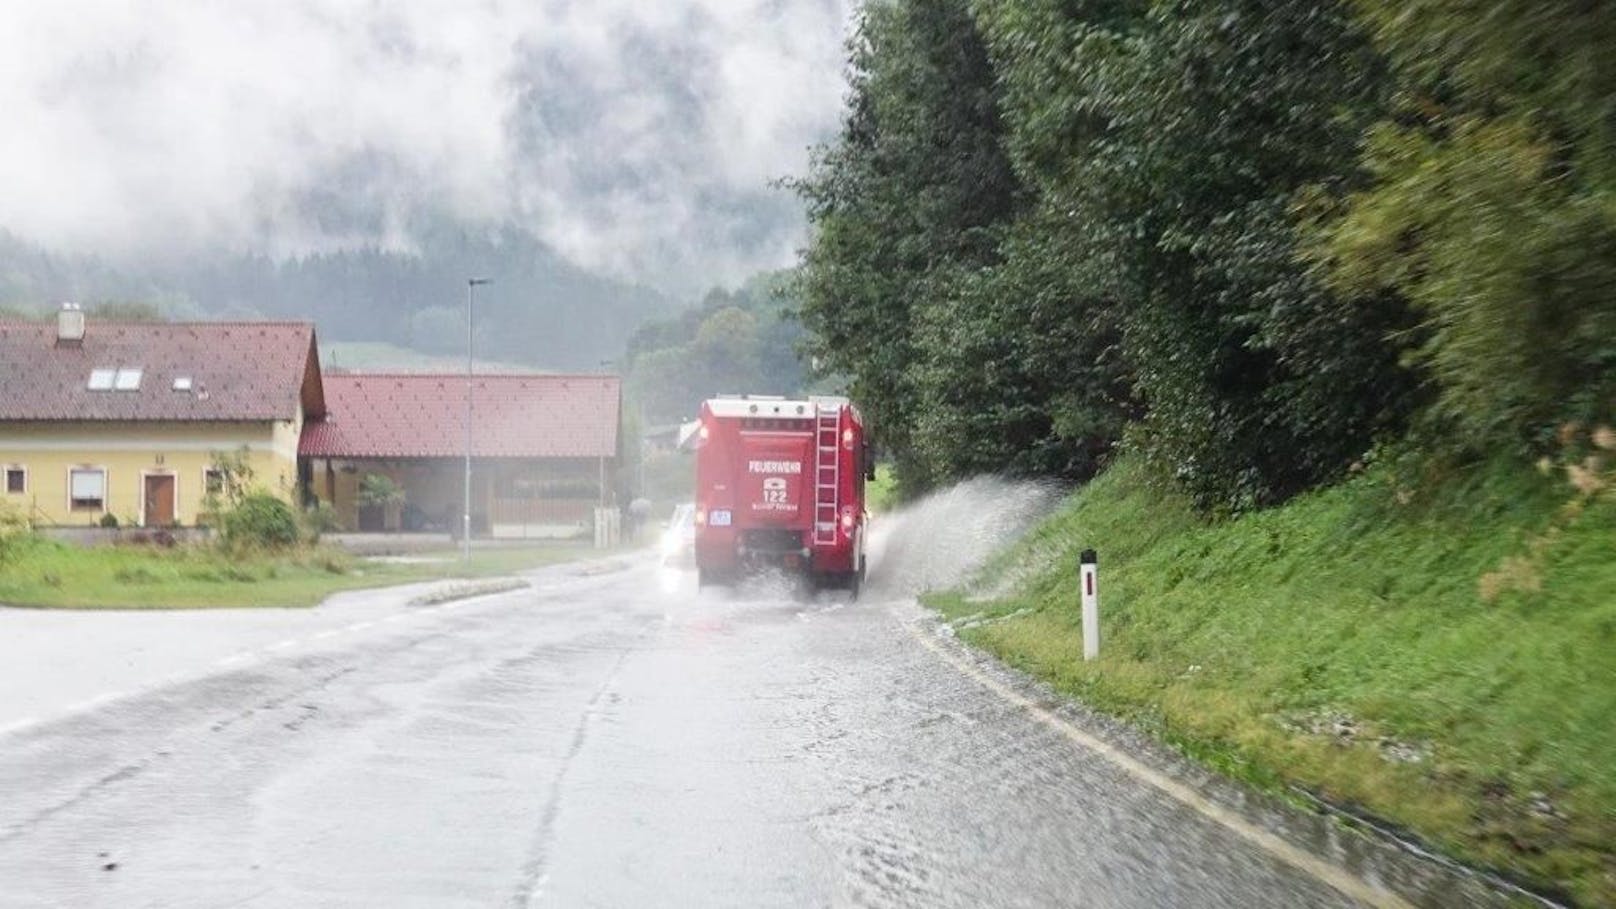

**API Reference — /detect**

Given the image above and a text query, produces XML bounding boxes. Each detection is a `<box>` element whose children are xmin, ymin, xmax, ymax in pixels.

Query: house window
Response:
<box><xmin>4</xmin><ymin>467</ymin><xmax>24</xmax><ymax>494</ymax></box>
<box><xmin>204</xmin><ymin>468</ymin><xmax>225</xmax><ymax>497</ymax></box>
<box><xmin>88</xmin><ymin>367</ymin><xmax>144</xmax><ymax>391</ymax></box>
<box><xmin>70</xmin><ymin>468</ymin><xmax>106</xmax><ymax>511</ymax></box>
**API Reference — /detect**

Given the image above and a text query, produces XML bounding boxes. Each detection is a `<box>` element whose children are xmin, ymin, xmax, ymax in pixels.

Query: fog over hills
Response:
<box><xmin>0</xmin><ymin>1</ymin><xmax>855</xmax><ymax>366</ymax></box>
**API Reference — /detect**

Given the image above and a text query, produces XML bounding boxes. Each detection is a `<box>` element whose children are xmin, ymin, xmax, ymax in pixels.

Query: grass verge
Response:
<box><xmin>0</xmin><ymin>537</ymin><xmax>602</xmax><ymax>609</ymax></box>
<box><xmin>925</xmin><ymin>454</ymin><xmax>1616</xmax><ymax>905</ymax></box>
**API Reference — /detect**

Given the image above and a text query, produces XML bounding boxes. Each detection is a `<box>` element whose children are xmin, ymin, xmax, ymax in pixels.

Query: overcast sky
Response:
<box><xmin>0</xmin><ymin>1</ymin><xmax>855</xmax><ymax>292</ymax></box>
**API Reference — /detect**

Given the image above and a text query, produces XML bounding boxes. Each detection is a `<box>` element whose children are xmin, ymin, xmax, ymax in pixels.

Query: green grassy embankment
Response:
<box><xmin>925</xmin><ymin>454</ymin><xmax>1616</xmax><ymax>904</ymax></box>
<box><xmin>0</xmin><ymin>538</ymin><xmax>596</xmax><ymax>609</ymax></box>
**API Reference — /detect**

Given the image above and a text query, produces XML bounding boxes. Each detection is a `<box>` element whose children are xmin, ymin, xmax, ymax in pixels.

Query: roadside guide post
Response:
<box><xmin>1080</xmin><ymin>549</ymin><xmax>1100</xmax><ymax>661</ymax></box>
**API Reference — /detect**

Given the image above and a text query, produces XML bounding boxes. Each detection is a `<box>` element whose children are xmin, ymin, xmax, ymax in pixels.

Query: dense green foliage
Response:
<box><xmin>221</xmin><ymin>494</ymin><xmax>302</xmax><ymax>549</ymax></box>
<box><xmin>929</xmin><ymin>449</ymin><xmax>1616</xmax><ymax>903</ymax></box>
<box><xmin>1317</xmin><ymin>0</ymin><xmax>1616</xmax><ymax>447</ymax></box>
<box><xmin>794</xmin><ymin>0</ymin><xmax>1612</xmax><ymax>510</ymax></box>
<box><xmin>357</xmin><ymin>474</ymin><xmax>406</xmax><ymax>509</ymax></box>
<box><xmin>622</xmin><ymin>272</ymin><xmax>814</xmax><ymax>420</ymax></box>
<box><xmin>789</xmin><ymin>0</ymin><xmax>1023</xmax><ymax>489</ymax></box>
<box><xmin>1063</xmin><ymin>1</ymin><xmax>1415</xmax><ymax>509</ymax></box>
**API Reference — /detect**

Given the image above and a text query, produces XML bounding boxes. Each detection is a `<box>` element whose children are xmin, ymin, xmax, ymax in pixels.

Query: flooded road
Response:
<box><xmin>0</xmin><ymin>558</ymin><xmax>1507</xmax><ymax>908</ymax></box>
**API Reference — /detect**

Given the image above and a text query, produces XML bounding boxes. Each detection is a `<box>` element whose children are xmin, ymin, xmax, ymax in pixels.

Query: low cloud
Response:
<box><xmin>0</xmin><ymin>0</ymin><xmax>854</xmax><ymax>291</ymax></box>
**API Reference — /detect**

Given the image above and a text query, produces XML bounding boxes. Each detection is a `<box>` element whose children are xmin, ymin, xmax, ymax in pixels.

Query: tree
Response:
<box><xmin>910</xmin><ymin>211</ymin><xmax>1135</xmax><ymax>481</ymax></box>
<box><xmin>203</xmin><ymin>447</ymin><xmax>256</xmax><ymax>514</ymax></box>
<box><xmin>357</xmin><ymin>473</ymin><xmax>406</xmax><ymax>510</ymax></box>
<box><xmin>690</xmin><ymin>307</ymin><xmax>763</xmax><ymax>395</ymax></box>
<box><xmin>791</xmin><ymin>0</ymin><xmax>1023</xmax><ymax>493</ymax></box>
<box><xmin>622</xmin><ymin>271</ymin><xmax>812</xmax><ymax>420</ymax></box>
<box><xmin>1315</xmin><ymin>0</ymin><xmax>1616</xmax><ymax>448</ymax></box>
<box><xmin>973</xmin><ymin>0</ymin><xmax>1418</xmax><ymax>510</ymax></box>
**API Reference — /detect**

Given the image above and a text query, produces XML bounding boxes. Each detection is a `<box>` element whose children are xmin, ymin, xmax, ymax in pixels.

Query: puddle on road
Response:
<box><xmin>647</xmin><ymin>475</ymin><xmax>1062</xmax><ymax>614</ymax></box>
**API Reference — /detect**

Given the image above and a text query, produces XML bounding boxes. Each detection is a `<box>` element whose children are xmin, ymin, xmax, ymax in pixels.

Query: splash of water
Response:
<box><xmin>866</xmin><ymin>476</ymin><xmax>1065</xmax><ymax>599</ymax></box>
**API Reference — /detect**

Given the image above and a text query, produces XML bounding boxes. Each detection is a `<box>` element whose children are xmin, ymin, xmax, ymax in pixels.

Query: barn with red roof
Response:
<box><xmin>300</xmin><ymin>372</ymin><xmax>621</xmax><ymax>536</ymax></box>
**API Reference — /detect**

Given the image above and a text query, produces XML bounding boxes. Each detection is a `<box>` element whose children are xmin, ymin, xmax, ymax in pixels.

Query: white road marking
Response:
<box><xmin>348</xmin><ymin>621</ymin><xmax>375</xmax><ymax>632</ymax></box>
<box><xmin>0</xmin><ymin>717</ymin><xmax>41</xmax><ymax>737</ymax></box>
<box><xmin>0</xmin><ymin>689</ymin><xmax>129</xmax><ymax>738</ymax></box>
<box><xmin>314</xmin><ymin>629</ymin><xmax>341</xmax><ymax>640</ymax></box>
<box><xmin>908</xmin><ymin>623</ymin><xmax>1414</xmax><ymax>909</ymax></box>
<box><xmin>267</xmin><ymin>639</ymin><xmax>298</xmax><ymax>651</ymax></box>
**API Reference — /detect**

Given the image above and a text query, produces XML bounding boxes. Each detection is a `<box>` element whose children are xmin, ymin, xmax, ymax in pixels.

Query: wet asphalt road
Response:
<box><xmin>0</xmin><ymin>558</ymin><xmax>1503</xmax><ymax>908</ymax></box>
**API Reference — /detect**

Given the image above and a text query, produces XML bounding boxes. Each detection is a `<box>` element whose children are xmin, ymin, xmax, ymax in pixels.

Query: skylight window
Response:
<box><xmin>173</xmin><ymin>376</ymin><xmax>193</xmax><ymax>392</ymax></box>
<box><xmin>87</xmin><ymin>369</ymin><xmax>115</xmax><ymax>390</ymax></box>
<box><xmin>113</xmin><ymin>368</ymin><xmax>143</xmax><ymax>391</ymax></box>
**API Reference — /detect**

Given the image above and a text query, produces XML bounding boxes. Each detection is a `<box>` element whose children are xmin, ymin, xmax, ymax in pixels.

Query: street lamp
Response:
<box><xmin>464</xmin><ymin>277</ymin><xmax>491</xmax><ymax>562</ymax></box>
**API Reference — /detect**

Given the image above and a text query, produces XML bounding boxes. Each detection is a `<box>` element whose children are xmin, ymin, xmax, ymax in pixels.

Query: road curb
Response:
<box><xmin>902</xmin><ymin>606</ymin><xmax>1567</xmax><ymax>909</ymax></box>
<box><xmin>406</xmin><ymin>578</ymin><xmax>531</xmax><ymax>607</ymax></box>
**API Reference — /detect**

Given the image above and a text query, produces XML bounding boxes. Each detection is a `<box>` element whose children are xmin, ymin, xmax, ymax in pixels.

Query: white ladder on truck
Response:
<box><xmin>813</xmin><ymin>407</ymin><xmax>840</xmax><ymax>546</ymax></box>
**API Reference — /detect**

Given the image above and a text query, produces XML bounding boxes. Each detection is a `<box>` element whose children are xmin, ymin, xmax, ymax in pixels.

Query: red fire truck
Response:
<box><xmin>692</xmin><ymin>395</ymin><xmax>873</xmax><ymax>595</ymax></box>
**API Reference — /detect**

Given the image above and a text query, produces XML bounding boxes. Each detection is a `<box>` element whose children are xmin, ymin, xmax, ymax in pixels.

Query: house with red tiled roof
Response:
<box><xmin>1</xmin><ymin>306</ymin><xmax>622</xmax><ymax>536</ymax></box>
<box><xmin>0</xmin><ymin>307</ymin><xmax>324</xmax><ymax>527</ymax></box>
<box><xmin>301</xmin><ymin>373</ymin><xmax>621</xmax><ymax>536</ymax></box>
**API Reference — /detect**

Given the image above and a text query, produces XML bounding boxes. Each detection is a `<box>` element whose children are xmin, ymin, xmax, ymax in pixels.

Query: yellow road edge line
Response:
<box><xmin>908</xmin><ymin>624</ymin><xmax>1415</xmax><ymax>909</ymax></box>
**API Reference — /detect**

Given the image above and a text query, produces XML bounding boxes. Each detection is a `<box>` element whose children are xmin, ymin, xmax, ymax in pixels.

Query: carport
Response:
<box><xmin>298</xmin><ymin>372</ymin><xmax>621</xmax><ymax>538</ymax></box>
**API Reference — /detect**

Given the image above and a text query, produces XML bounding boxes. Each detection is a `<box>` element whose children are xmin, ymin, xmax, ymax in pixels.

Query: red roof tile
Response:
<box><xmin>300</xmin><ymin>373</ymin><xmax>620</xmax><ymax>459</ymax></box>
<box><xmin>0</xmin><ymin>320</ymin><xmax>323</xmax><ymax>422</ymax></box>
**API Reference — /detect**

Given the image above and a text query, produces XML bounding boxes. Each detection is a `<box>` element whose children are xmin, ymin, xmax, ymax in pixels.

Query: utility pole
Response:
<box><xmin>464</xmin><ymin>277</ymin><xmax>491</xmax><ymax>562</ymax></box>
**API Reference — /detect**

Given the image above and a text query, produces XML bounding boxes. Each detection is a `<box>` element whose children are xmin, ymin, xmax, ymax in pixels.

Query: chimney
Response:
<box><xmin>56</xmin><ymin>302</ymin><xmax>85</xmax><ymax>346</ymax></box>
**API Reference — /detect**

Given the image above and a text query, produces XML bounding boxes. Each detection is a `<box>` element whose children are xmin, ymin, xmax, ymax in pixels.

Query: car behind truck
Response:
<box><xmin>693</xmin><ymin>395</ymin><xmax>873</xmax><ymax>595</ymax></box>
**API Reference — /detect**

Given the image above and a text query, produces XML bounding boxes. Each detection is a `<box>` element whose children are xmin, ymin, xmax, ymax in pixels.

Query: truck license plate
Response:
<box><xmin>709</xmin><ymin>510</ymin><xmax>732</xmax><ymax>527</ymax></box>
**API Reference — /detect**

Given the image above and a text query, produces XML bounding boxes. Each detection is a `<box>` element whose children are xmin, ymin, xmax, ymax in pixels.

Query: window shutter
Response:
<box><xmin>71</xmin><ymin>470</ymin><xmax>105</xmax><ymax>499</ymax></box>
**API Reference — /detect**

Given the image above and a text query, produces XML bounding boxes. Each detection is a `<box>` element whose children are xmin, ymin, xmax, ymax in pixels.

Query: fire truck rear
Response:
<box><xmin>692</xmin><ymin>395</ymin><xmax>872</xmax><ymax>595</ymax></box>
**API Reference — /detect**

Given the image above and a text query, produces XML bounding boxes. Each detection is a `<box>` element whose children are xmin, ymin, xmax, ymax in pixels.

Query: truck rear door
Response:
<box><xmin>739</xmin><ymin>430</ymin><xmax>814</xmax><ymax>529</ymax></box>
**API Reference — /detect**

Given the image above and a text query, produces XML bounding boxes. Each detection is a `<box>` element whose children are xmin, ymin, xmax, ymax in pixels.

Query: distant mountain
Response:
<box><xmin>0</xmin><ymin>224</ymin><xmax>673</xmax><ymax>371</ymax></box>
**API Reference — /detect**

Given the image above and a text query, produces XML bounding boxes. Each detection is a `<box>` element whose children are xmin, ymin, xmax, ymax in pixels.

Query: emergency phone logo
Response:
<box><xmin>756</xmin><ymin>475</ymin><xmax>798</xmax><ymax>511</ymax></box>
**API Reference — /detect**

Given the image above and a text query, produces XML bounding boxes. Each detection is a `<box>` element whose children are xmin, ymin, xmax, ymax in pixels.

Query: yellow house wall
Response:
<box><xmin>0</xmin><ymin>419</ymin><xmax>301</xmax><ymax>527</ymax></box>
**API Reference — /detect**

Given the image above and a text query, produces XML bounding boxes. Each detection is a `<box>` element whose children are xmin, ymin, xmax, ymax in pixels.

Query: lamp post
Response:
<box><xmin>464</xmin><ymin>277</ymin><xmax>491</xmax><ymax>562</ymax></box>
